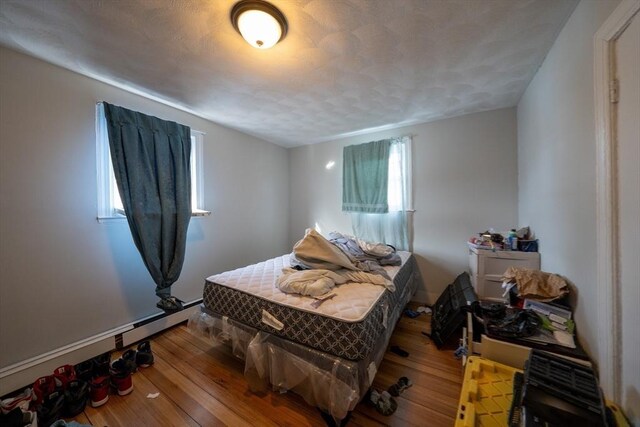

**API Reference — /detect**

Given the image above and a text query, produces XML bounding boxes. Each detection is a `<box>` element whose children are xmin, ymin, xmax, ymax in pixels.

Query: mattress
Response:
<box><xmin>203</xmin><ymin>251</ymin><xmax>416</xmax><ymax>361</ymax></box>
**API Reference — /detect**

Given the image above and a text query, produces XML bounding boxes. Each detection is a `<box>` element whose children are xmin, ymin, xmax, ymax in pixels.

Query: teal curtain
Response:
<box><xmin>342</xmin><ymin>139</ymin><xmax>391</xmax><ymax>213</ymax></box>
<box><xmin>349</xmin><ymin>136</ymin><xmax>413</xmax><ymax>251</ymax></box>
<box><xmin>104</xmin><ymin>103</ymin><xmax>191</xmax><ymax>298</ymax></box>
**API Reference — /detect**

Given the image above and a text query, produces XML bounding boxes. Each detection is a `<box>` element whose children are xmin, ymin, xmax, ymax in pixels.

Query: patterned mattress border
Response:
<box><xmin>202</xmin><ymin>254</ymin><xmax>417</xmax><ymax>361</ymax></box>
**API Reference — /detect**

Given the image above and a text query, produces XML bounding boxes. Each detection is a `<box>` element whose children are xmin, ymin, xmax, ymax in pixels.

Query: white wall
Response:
<box><xmin>517</xmin><ymin>0</ymin><xmax>620</xmax><ymax>361</ymax></box>
<box><xmin>289</xmin><ymin>108</ymin><xmax>518</xmax><ymax>302</ymax></box>
<box><xmin>0</xmin><ymin>47</ymin><xmax>290</xmax><ymax>368</ymax></box>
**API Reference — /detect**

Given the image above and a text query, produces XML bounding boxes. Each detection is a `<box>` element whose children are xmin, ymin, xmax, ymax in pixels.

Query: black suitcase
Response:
<box><xmin>430</xmin><ymin>272</ymin><xmax>477</xmax><ymax>347</ymax></box>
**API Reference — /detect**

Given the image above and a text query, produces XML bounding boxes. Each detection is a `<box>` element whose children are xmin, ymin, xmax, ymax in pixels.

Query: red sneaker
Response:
<box><xmin>89</xmin><ymin>376</ymin><xmax>110</xmax><ymax>408</ymax></box>
<box><xmin>53</xmin><ymin>364</ymin><xmax>77</xmax><ymax>389</ymax></box>
<box><xmin>32</xmin><ymin>376</ymin><xmax>56</xmax><ymax>406</ymax></box>
<box><xmin>110</xmin><ymin>371</ymin><xmax>133</xmax><ymax>396</ymax></box>
<box><xmin>0</xmin><ymin>387</ymin><xmax>32</xmax><ymax>414</ymax></box>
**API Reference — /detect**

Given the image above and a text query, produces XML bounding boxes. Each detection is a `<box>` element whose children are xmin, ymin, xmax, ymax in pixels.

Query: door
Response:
<box><xmin>615</xmin><ymin>10</ymin><xmax>639</xmax><ymax>425</ymax></box>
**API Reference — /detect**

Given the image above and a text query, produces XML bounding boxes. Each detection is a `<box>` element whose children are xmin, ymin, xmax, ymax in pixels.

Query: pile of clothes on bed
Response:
<box><xmin>276</xmin><ymin>229</ymin><xmax>401</xmax><ymax>299</ymax></box>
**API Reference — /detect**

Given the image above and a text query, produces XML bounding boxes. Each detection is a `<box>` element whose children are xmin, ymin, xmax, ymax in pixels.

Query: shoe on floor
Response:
<box><xmin>110</xmin><ymin>371</ymin><xmax>133</xmax><ymax>396</ymax></box>
<box><xmin>23</xmin><ymin>409</ymin><xmax>37</xmax><ymax>427</ymax></box>
<box><xmin>36</xmin><ymin>390</ymin><xmax>64</xmax><ymax>427</ymax></box>
<box><xmin>369</xmin><ymin>389</ymin><xmax>397</xmax><ymax>416</ymax></box>
<box><xmin>110</xmin><ymin>358</ymin><xmax>134</xmax><ymax>396</ymax></box>
<box><xmin>92</xmin><ymin>352</ymin><xmax>112</xmax><ymax>378</ymax></box>
<box><xmin>388</xmin><ymin>376</ymin><xmax>413</xmax><ymax>397</ymax></box>
<box><xmin>63</xmin><ymin>379</ymin><xmax>89</xmax><ymax>417</ymax></box>
<box><xmin>1</xmin><ymin>387</ymin><xmax>32</xmax><ymax>414</ymax></box>
<box><xmin>89</xmin><ymin>376</ymin><xmax>110</xmax><ymax>408</ymax></box>
<box><xmin>135</xmin><ymin>341</ymin><xmax>154</xmax><ymax>368</ymax></box>
<box><xmin>0</xmin><ymin>407</ymin><xmax>36</xmax><ymax>427</ymax></box>
<box><xmin>74</xmin><ymin>360</ymin><xmax>94</xmax><ymax>383</ymax></box>
<box><xmin>53</xmin><ymin>365</ymin><xmax>77</xmax><ymax>390</ymax></box>
<box><xmin>32</xmin><ymin>376</ymin><xmax>57</xmax><ymax>407</ymax></box>
<box><xmin>122</xmin><ymin>349</ymin><xmax>138</xmax><ymax>373</ymax></box>
<box><xmin>111</xmin><ymin>350</ymin><xmax>137</xmax><ymax>375</ymax></box>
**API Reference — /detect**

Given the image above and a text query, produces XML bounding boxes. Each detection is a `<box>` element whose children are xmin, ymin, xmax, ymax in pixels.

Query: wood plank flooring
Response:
<box><xmin>71</xmin><ymin>311</ymin><xmax>463</xmax><ymax>426</ymax></box>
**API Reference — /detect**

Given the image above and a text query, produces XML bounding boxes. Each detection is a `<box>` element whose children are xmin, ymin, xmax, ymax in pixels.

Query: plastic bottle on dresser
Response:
<box><xmin>508</xmin><ymin>229</ymin><xmax>518</xmax><ymax>251</ymax></box>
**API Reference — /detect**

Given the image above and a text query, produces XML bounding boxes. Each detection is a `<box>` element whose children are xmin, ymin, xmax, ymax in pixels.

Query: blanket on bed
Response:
<box><xmin>277</xmin><ymin>267</ymin><xmax>394</xmax><ymax>297</ymax></box>
<box><xmin>289</xmin><ymin>229</ymin><xmax>358</xmax><ymax>271</ymax></box>
<box><xmin>281</xmin><ymin>229</ymin><xmax>395</xmax><ymax>297</ymax></box>
<box><xmin>328</xmin><ymin>231</ymin><xmax>401</xmax><ymax>267</ymax></box>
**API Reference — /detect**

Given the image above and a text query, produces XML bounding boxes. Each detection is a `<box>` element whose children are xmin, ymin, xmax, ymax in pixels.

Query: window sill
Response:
<box><xmin>191</xmin><ymin>209</ymin><xmax>211</xmax><ymax>217</ymax></box>
<box><xmin>97</xmin><ymin>210</ymin><xmax>211</xmax><ymax>223</ymax></box>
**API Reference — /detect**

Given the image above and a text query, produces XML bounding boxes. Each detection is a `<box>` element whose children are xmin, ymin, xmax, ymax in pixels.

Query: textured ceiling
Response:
<box><xmin>0</xmin><ymin>0</ymin><xmax>578</xmax><ymax>147</ymax></box>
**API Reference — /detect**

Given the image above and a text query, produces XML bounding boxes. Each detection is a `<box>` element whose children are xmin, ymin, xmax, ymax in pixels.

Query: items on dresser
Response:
<box><xmin>467</xmin><ymin>226</ymin><xmax>538</xmax><ymax>252</ymax></box>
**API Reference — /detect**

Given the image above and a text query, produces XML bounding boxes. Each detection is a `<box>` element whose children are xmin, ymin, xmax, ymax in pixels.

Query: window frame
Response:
<box><xmin>96</xmin><ymin>103</ymin><xmax>209</xmax><ymax>222</ymax></box>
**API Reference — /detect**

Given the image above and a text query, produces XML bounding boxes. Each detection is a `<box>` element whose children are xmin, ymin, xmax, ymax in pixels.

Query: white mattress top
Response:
<box><xmin>206</xmin><ymin>251</ymin><xmax>410</xmax><ymax>323</ymax></box>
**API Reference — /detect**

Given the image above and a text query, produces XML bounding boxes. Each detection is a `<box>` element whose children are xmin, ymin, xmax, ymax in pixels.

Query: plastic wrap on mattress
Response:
<box><xmin>187</xmin><ymin>255</ymin><xmax>422</xmax><ymax>421</ymax></box>
<box><xmin>189</xmin><ymin>311</ymin><xmax>368</xmax><ymax>419</ymax></box>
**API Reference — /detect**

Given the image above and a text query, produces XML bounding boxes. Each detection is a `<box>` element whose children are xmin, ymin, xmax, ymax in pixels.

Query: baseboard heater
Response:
<box><xmin>0</xmin><ymin>299</ymin><xmax>202</xmax><ymax>396</ymax></box>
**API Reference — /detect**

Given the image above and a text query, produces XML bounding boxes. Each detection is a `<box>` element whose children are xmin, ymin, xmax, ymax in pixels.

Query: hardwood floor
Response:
<box><xmin>72</xmin><ymin>311</ymin><xmax>463</xmax><ymax>426</ymax></box>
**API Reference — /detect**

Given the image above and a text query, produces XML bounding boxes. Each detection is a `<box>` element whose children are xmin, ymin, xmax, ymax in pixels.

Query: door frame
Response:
<box><xmin>594</xmin><ymin>0</ymin><xmax>640</xmax><ymax>402</ymax></box>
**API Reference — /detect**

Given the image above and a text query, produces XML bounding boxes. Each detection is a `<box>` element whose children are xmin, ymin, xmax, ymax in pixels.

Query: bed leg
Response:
<box><xmin>318</xmin><ymin>409</ymin><xmax>352</xmax><ymax>427</ymax></box>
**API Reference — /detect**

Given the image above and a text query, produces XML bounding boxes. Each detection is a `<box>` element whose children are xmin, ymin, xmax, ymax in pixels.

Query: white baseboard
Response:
<box><xmin>121</xmin><ymin>304</ymin><xmax>200</xmax><ymax>347</ymax></box>
<box><xmin>0</xmin><ymin>300</ymin><xmax>201</xmax><ymax>396</ymax></box>
<box><xmin>0</xmin><ymin>325</ymin><xmax>130</xmax><ymax>396</ymax></box>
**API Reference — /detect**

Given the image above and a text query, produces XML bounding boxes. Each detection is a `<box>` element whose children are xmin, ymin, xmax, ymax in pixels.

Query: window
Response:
<box><xmin>348</xmin><ymin>136</ymin><xmax>413</xmax><ymax>250</ymax></box>
<box><xmin>387</xmin><ymin>138</ymin><xmax>412</xmax><ymax>212</ymax></box>
<box><xmin>96</xmin><ymin>103</ymin><xmax>209</xmax><ymax>220</ymax></box>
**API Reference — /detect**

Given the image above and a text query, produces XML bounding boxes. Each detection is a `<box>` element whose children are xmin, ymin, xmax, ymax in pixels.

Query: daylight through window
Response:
<box><xmin>96</xmin><ymin>103</ymin><xmax>208</xmax><ymax>220</ymax></box>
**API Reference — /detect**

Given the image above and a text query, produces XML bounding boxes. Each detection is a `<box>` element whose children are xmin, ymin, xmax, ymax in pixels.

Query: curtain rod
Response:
<box><xmin>95</xmin><ymin>101</ymin><xmax>206</xmax><ymax>135</ymax></box>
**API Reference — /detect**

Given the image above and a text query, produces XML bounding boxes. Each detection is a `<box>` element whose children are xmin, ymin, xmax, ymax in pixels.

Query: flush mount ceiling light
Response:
<box><xmin>231</xmin><ymin>0</ymin><xmax>288</xmax><ymax>49</ymax></box>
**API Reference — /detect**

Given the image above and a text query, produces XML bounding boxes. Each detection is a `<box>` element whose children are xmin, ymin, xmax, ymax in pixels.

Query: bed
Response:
<box><xmin>188</xmin><ymin>249</ymin><xmax>421</xmax><ymax>421</ymax></box>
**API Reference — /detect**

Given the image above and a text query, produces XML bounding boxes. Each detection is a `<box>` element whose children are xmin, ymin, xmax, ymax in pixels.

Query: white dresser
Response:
<box><xmin>468</xmin><ymin>247</ymin><xmax>541</xmax><ymax>301</ymax></box>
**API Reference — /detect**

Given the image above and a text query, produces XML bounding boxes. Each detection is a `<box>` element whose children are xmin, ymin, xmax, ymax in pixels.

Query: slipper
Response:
<box><xmin>369</xmin><ymin>389</ymin><xmax>397</xmax><ymax>416</ymax></box>
<box><xmin>390</xmin><ymin>345</ymin><xmax>409</xmax><ymax>357</ymax></box>
<box><xmin>388</xmin><ymin>376</ymin><xmax>413</xmax><ymax>397</ymax></box>
<box><xmin>404</xmin><ymin>309</ymin><xmax>420</xmax><ymax>318</ymax></box>
<box><xmin>156</xmin><ymin>296</ymin><xmax>184</xmax><ymax>312</ymax></box>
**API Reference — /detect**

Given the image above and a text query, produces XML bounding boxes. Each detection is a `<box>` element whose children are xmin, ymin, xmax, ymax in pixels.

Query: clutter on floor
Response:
<box><xmin>367</xmin><ymin>374</ymin><xmax>414</xmax><ymax>416</ymax></box>
<box><xmin>387</xmin><ymin>376</ymin><xmax>412</xmax><ymax>397</ymax></box>
<box><xmin>502</xmin><ymin>267</ymin><xmax>570</xmax><ymax>302</ymax></box>
<box><xmin>446</xmin><ymin>226</ymin><xmax>632</xmax><ymax>424</ymax></box>
<box><xmin>416</xmin><ymin>305</ymin><xmax>431</xmax><ymax>314</ymax></box>
<box><xmin>404</xmin><ymin>305</ymin><xmax>432</xmax><ymax>318</ymax></box>
<box><xmin>403</xmin><ymin>308</ymin><xmax>420</xmax><ymax>318</ymax></box>
<box><xmin>455</xmin><ymin>356</ymin><xmax>521</xmax><ymax>426</ymax></box>
<box><xmin>0</xmin><ymin>340</ymin><xmax>155</xmax><ymax>427</ymax></box>
<box><xmin>456</xmin><ymin>353</ymin><xmax>629</xmax><ymax>427</ymax></box>
<box><xmin>368</xmin><ymin>389</ymin><xmax>398</xmax><ymax>416</ymax></box>
<box><xmin>510</xmin><ymin>350</ymin><xmax>612</xmax><ymax>426</ymax></box>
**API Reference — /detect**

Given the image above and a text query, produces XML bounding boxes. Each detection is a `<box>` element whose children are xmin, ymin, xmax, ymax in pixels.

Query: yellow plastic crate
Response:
<box><xmin>455</xmin><ymin>356</ymin><xmax>522</xmax><ymax>427</ymax></box>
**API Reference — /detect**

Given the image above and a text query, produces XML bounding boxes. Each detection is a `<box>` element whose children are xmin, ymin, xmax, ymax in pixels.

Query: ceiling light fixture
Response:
<box><xmin>231</xmin><ymin>0</ymin><xmax>288</xmax><ymax>49</ymax></box>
